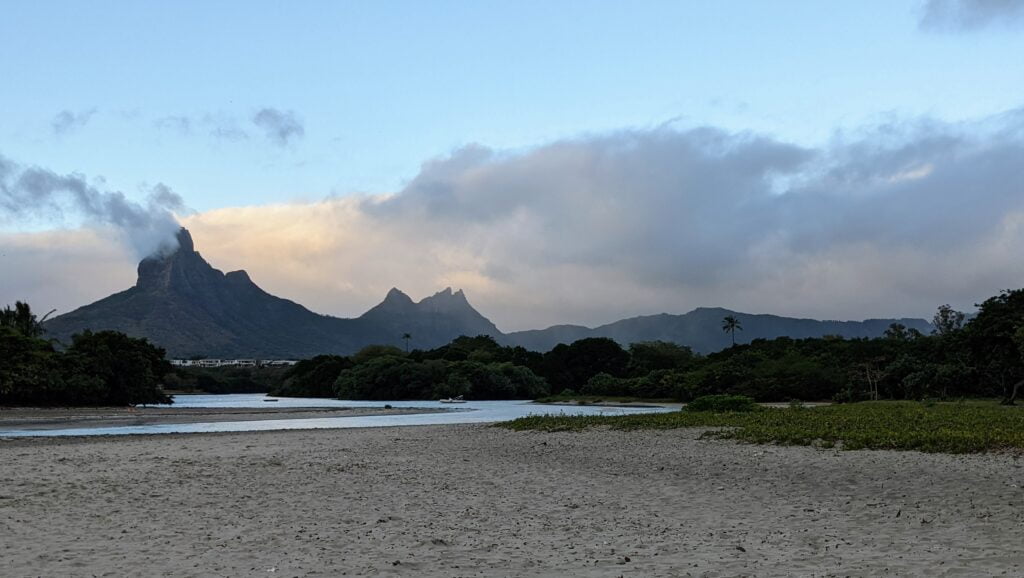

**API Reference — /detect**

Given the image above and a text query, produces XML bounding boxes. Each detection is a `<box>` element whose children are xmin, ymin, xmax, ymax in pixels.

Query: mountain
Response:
<box><xmin>501</xmin><ymin>307</ymin><xmax>933</xmax><ymax>354</ymax></box>
<box><xmin>44</xmin><ymin>229</ymin><xmax>499</xmax><ymax>358</ymax></box>
<box><xmin>360</xmin><ymin>287</ymin><xmax>501</xmax><ymax>344</ymax></box>
<box><xmin>45</xmin><ymin>228</ymin><xmax>934</xmax><ymax>358</ymax></box>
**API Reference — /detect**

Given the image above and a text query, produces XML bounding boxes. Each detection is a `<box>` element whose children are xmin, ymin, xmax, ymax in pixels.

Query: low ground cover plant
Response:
<box><xmin>499</xmin><ymin>401</ymin><xmax>1024</xmax><ymax>454</ymax></box>
<box><xmin>685</xmin><ymin>394</ymin><xmax>758</xmax><ymax>412</ymax></box>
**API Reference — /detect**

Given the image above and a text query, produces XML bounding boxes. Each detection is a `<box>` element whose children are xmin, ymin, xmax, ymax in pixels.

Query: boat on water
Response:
<box><xmin>439</xmin><ymin>395</ymin><xmax>467</xmax><ymax>404</ymax></box>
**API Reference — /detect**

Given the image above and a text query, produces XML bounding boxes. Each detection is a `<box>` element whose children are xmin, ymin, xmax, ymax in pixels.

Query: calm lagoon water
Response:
<box><xmin>0</xmin><ymin>394</ymin><xmax>677</xmax><ymax>438</ymax></box>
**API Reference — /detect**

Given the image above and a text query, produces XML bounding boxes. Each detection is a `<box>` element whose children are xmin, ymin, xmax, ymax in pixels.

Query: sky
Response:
<box><xmin>2</xmin><ymin>0</ymin><xmax>1024</xmax><ymax>331</ymax></box>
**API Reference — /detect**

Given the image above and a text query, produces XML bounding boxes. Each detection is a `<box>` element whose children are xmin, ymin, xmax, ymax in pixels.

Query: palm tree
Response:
<box><xmin>0</xmin><ymin>301</ymin><xmax>54</xmax><ymax>338</ymax></box>
<box><xmin>402</xmin><ymin>332</ymin><xmax>412</xmax><ymax>353</ymax></box>
<box><xmin>721</xmin><ymin>315</ymin><xmax>742</xmax><ymax>347</ymax></box>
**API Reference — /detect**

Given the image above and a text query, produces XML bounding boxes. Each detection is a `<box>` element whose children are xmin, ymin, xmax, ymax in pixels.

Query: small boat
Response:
<box><xmin>439</xmin><ymin>395</ymin><xmax>467</xmax><ymax>404</ymax></box>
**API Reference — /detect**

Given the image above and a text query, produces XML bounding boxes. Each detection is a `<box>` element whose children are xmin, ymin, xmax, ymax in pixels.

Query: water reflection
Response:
<box><xmin>0</xmin><ymin>395</ymin><xmax>677</xmax><ymax>437</ymax></box>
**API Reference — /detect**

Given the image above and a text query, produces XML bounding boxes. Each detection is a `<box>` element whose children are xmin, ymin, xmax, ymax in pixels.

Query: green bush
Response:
<box><xmin>1</xmin><ymin>326</ymin><xmax>172</xmax><ymax>406</ymax></box>
<box><xmin>686</xmin><ymin>394</ymin><xmax>758</xmax><ymax>413</ymax></box>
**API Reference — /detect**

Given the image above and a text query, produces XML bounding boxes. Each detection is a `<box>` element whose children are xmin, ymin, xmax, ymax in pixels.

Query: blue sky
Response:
<box><xmin>3</xmin><ymin>0</ymin><xmax>1024</xmax><ymax>329</ymax></box>
<box><xmin>3</xmin><ymin>0</ymin><xmax>1023</xmax><ymax>210</ymax></box>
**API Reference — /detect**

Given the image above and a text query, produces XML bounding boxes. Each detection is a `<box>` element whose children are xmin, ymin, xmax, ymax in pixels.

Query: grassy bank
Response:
<box><xmin>499</xmin><ymin>401</ymin><xmax>1024</xmax><ymax>454</ymax></box>
<box><xmin>533</xmin><ymin>394</ymin><xmax>676</xmax><ymax>404</ymax></box>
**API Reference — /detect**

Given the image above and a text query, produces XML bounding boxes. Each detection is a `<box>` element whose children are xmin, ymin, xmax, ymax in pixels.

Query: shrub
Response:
<box><xmin>686</xmin><ymin>394</ymin><xmax>758</xmax><ymax>413</ymax></box>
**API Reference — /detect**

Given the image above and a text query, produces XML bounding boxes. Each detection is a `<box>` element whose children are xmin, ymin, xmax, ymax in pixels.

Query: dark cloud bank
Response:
<box><xmin>0</xmin><ymin>154</ymin><xmax>185</xmax><ymax>257</ymax></box>
<box><xmin>364</xmin><ymin>107</ymin><xmax>1024</xmax><ymax>320</ymax></box>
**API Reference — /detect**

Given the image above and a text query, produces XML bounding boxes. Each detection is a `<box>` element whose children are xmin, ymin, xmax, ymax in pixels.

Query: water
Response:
<box><xmin>0</xmin><ymin>394</ymin><xmax>678</xmax><ymax>437</ymax></box>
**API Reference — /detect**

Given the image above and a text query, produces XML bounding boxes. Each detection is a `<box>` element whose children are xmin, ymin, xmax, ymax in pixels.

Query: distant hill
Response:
<box><xmin>45</xmin><ymin>227</ymin><xmax>933</xmax><ymax>357</ymax></box>
<box><xmin>501</xmin><ymin>307</ymin><xmax>933</xmax><ymax>354</ymax></box>
<box><xmin>44</xmin><ymin>229</ymin><xmax>500</xmax><ymax>358</ymax></box>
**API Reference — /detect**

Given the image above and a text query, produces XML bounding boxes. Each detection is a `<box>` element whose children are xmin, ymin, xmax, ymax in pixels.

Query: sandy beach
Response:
<box><xmin>2</xmin><ymin>424</ymin><xmax>1023</xmax><ymax>577</ymax></box>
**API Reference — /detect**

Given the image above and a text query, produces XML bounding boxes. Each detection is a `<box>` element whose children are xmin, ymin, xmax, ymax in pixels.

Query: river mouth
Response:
<box><xmin>0</xmin><ymin>394</ymin><xmax>678</xmax><ymax>437</ymax></box>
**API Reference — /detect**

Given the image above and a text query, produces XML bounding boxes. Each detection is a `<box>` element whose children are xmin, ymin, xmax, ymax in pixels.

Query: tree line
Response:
<box><xmin>274</xmin><ymin>289</ymin><xmax>1024</xmax><ymax>404</ymax></box>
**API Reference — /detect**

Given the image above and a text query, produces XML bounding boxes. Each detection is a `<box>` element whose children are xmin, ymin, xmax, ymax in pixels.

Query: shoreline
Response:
<box><xmin>0</xmin><ymin>405</ymin><xmax>445</xmax><ymax>431</ymax></box>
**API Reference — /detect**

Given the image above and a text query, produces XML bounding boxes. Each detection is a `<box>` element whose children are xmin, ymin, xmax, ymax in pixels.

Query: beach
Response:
<box><xmin>2</xmin><ymin>424</ymin><xmax>1022</xmax><ymax>577</ymax></box>
<box><xmin>0</xmin><ymin>406</ymin><xmax>442</xmax><ymax>431</ymax></box>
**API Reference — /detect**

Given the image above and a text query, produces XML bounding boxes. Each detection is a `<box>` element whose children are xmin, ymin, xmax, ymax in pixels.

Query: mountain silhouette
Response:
<box><xmin>45</xmin><ymin>228</ymin><xmax>933</xmax><ymax>357</ymax></box>
<box><xmin>500</xmin><ymin>307</ymin><xmax>933</xmax><ymax>354</ymax></box>
<box><xmin>44</xmin><ymin>229</ymin><xmax>498</xmax><ymax>358</ymax></box>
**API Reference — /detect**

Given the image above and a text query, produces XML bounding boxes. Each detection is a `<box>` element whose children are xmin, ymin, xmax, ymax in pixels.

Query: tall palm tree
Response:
<box><xmin>0</xmin><ymin>301</ymin><xmax>54</xmax><ymax>338</ymax></box>
<box><xmin>402</xmin><ymin>332</ymin><xmax>412</xmax><ymax>353</ymax></box>
<box><xmin>721</xmin><ymin>315</ymin><xmax>742</xmax><ymax>347</ymax></box>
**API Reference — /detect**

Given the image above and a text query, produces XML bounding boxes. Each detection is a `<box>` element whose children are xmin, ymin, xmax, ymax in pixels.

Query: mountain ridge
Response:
<box><xmin>44</xmin><ymin>228</ymin><xmax>934</xmax><ymax>357</ymax></box>
<box><xmin>501</xmin><ymin>307</ymin><xmax>933</xmax><ymax>354</ymax></box>
<box><xmin>43</xmin><ymin>229</ymin><xmax>499</xmax><ymax>358</ymax></box>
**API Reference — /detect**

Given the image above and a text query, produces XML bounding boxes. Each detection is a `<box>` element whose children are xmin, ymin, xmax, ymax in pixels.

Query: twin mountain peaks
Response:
<box><xmin>45</xmin><ymin>228</ymin><xmax>931</xmax><ymax>358</ymax></box>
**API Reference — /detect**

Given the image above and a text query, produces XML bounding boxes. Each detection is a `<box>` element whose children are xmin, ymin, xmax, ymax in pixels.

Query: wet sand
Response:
<box><xmin>1</xmin><ymin>425</ymin><xmax>1022</xmax><ymax>576</ymax></box>
<box><xmin>0</xmin><ymin>405</ymin><xmax>441</xmax><ymax>431</ymax></box>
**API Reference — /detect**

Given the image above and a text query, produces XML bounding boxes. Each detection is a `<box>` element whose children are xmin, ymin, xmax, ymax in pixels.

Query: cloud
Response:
<box><xmin>0</xmin><ymin>154</ymin><xmax>185</xmax><ymax>258</ymax></box>
<box><xmin>154</xmin><ymin>109</ymin><xmax>304</xmax><ymax>145</ymax></box>
<box><xmin>5</xmin><ymin>110</ymin><xmax>1024</xmax><ymax>331</ymax></box>
<box><xmin>209</xmin><ymin>124</ymin><xmax>249</xmax><ymax>141</ymax></box>
<box><xmin>51</xmin><ymin>108</ymin><xmax>97</xmax><ymax>135</ymax></box>
<box><xmin>252</xmin><ymin>108</ymin><xmax>304</xmax><ymax>146</ymax></box>
<box><xmin>919</xmin><ymin>0</ymin><xmax>1024</xmax><ymax>31</ymax></box>
<box><xmin>0</xmin><ymin>228</ymin><xmax>136</xmax><ymax>317</ymax></box>
<box><xmin>170</xmin><ymin>110</ymin><xmax>1024</xmax><ymax>330</ymax></box>
<box><xmin>154</xmin><ymin>113</ymin><xmax>249</xmax><ymax>141</ymax></box>
<box><xmin>154</xmin><ymin>115</ymin><xmax>192</xmax><ymax>135</ymax></box>
<box><xmin>202</xmin><ymin>112</ymin><xmax>250</xmax><ymax>142</ymax></box>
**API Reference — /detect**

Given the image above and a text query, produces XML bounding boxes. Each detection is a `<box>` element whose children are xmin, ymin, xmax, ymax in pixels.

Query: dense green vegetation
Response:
<box><xmin>269</xmin><ymin>355</ymin><xmax>352</xmax><ymax>397</ymax></box>
<box><xmin>270</xmin><ymin>289</ymin><xmax>1024</xmax><ymax>402</ymax></box>
<box><xmin>270</xmin><ymin>335</ymin><xmax>700</xmax><ymax>401</ymax></box>
<box><xmin>560</xmin><ymin>291</ymin><xmax>1024</xmax><ymax>404</ymax></box>
<box><xmin>270</xmin><ymin>337</ymin><xmax>550</xmax><ymax>400</ymax></box>
<box><xmin>164</xmin><ymin>366</ymin><xmax>289</xmax><ymax>394</ymax></box>
<box><xmin>500</xmin><ymin>400</ymin><xmax>1024</xmax><ymax>454</ymax></box>
<box><xmin>1</xmin><ymin>302</ymin><xmax>171</xmax><ymax>406</ymax></box>
<box><xmin>685</xmin><ymin>394</ymin><xmax>758</xmax><ymax>412</ymax></box>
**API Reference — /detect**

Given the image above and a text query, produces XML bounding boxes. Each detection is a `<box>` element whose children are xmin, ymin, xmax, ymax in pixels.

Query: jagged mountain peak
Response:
<box><xmin>173</xmin><ymin>227</ymin><xmax>194</xmax><ymax>253</ymax></box>
<box><xmin>45</xmin><ymin>229</ymin><xmax>507</xmax><ymax>357</ymax></box>
<box><xmin>422</xmin><ymin>287</ymin><xmax>467</xmax><ymax>301</ymax></box>
<box><xmin>365</xmin><ymin>286</ymin><xmax>478</xmax><ymax>316</ymax></box>
<box><xmin>384</xmin><ymin>287</ymin><xmax>414</xmax><ymax>303</ymax></box>
<box><xmin>429</xmin><ymin>287</ymin><xmax>455</xmax><ymax>298</ymax></box>
<box><xmin>135</xmin><ymin>227</ymin><xmax>220</xmax><ymax>291</ymax></box>
<box><xmin>418</xmin><ymin>287</ymin><xmax>474</xmax><ymax>313</ymax></box>
<box><xmin>360</xmin><ymin>286</ymin><xmax>499</xmax><ymax>342</ymax></box>
<box><xmin>363</xmin><ymin>287</ymin><xmax>417</xmax><ymax>317</ymax></box>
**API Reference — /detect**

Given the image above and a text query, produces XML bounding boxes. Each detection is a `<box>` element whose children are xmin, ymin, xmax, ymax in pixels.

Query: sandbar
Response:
<box><xmin>0</xmin><ymin>405</ymin><xmax>441</xmax><ymax>431</ymax></box>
